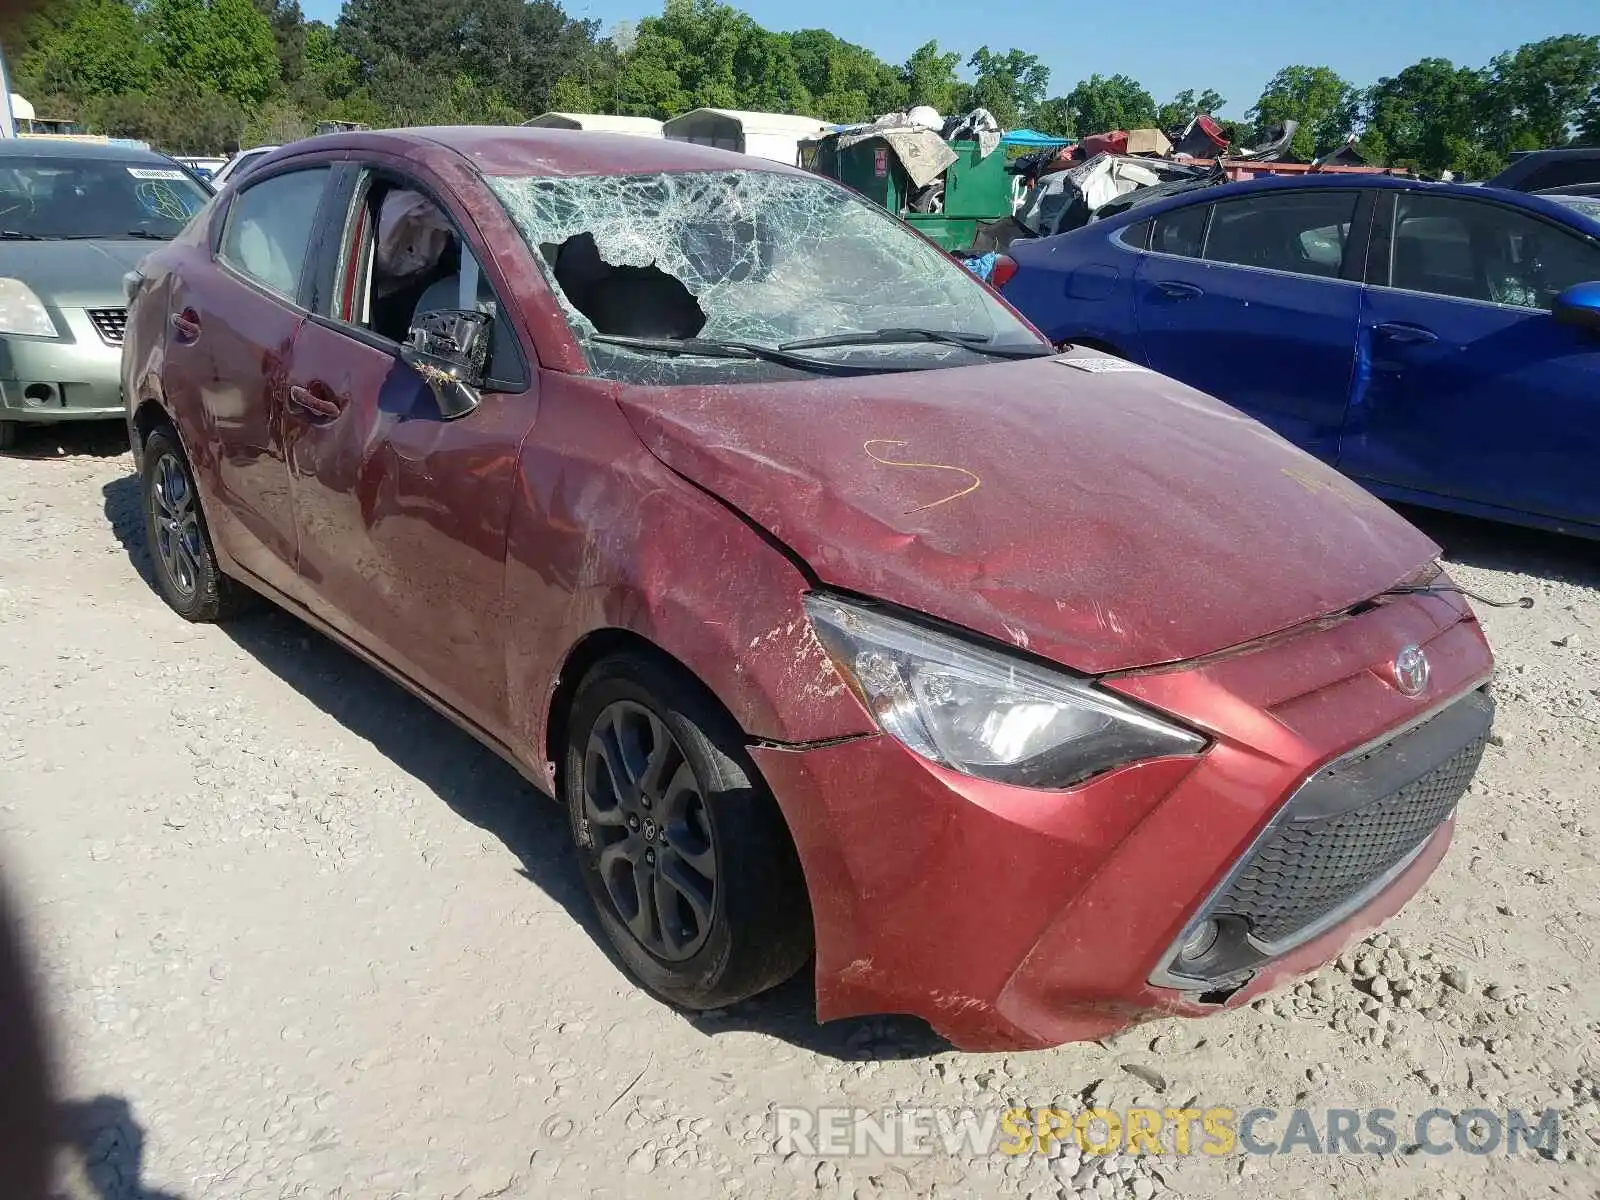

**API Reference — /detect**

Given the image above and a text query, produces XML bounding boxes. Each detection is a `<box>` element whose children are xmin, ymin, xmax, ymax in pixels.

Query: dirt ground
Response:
<box><xmin>1</xmin><ymin>423</ymin><xmax>1597</xmax><ymax>1200</ymax></box>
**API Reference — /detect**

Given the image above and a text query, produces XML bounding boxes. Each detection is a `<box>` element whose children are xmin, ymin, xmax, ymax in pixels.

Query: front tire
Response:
<box><xmin>562</xmin><ymin>653</ymin><xmax>812</xmax><ymax>1010</ymax></box>
<box><xmin>140</xmin><ymin>426</ymin><xmax>248</xmax><ymax>622</ymax></box>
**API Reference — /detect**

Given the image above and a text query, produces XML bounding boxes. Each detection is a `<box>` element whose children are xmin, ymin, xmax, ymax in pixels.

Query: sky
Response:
<box><xmin>299</xmin><ymin>0</ymin><xmax>1599</xmax><ymax>118</ymax></box>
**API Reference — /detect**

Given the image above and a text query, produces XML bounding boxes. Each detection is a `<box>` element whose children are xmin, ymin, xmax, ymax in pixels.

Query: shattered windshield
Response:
<box><xmin>487</xmin><ymin>170</ymin><xmax>1043</xmax><ymax>382</ymax></box>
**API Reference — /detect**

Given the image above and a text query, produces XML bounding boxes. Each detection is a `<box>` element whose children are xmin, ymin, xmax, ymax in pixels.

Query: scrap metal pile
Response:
<box><xmin>983</xmin><ymin>117</ymin><xmax>1307</xmax><ymax>249</ymax></box>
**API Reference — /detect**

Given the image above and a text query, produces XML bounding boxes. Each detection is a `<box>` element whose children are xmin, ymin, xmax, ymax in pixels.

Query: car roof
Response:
<box><xmin>286</xmin><ymin>125</ymin><xmax>806</xmax><ymax>179</ymax></box>
<box><xmin>0</xmin><ymin>138</ymin><xmax>179</xmax><ymax>164</ymax></box>
<box><xmin>1093</xmin><ymin>171</ymin><xmax>1600</xmax><ymax>232</ymax></box>
<box><xmin>1504</xmin><ymin>147</ymin><xmax>1600</xmax><ymax>164</ymax></box>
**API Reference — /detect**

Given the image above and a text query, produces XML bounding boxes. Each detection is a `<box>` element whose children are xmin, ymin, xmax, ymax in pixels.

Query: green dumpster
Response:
<box><xmin>805</xmin><ymin>133</ymin><xmax>1016</xmax><ymax>252</ymax></box>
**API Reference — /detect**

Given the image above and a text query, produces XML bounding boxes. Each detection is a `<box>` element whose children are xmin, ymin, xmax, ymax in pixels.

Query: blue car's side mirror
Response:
<box><xmin>1552</xmin><ymin>281</ymin><xmax>1600</xmax><ymax>332</ymax></box>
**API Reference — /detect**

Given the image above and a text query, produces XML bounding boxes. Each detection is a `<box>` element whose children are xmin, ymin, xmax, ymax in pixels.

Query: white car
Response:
<box><xmin>209</xmin><ymin>145</ymin><xmax>279</xmax><ymax>189</ymax></box>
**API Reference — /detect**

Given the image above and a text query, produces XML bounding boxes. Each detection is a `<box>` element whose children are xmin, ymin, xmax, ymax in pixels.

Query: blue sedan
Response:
<box><xmin>1001</xmin><ymin>175</ymin><xmax>1600</xmax><ymax>537</ymax></box>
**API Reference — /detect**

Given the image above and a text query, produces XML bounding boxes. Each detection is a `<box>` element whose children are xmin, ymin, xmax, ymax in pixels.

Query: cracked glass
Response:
<box><xmin>487</xmin><ymin>169</ymin><xmax>1041</xmax><ymax>383</ymax></box>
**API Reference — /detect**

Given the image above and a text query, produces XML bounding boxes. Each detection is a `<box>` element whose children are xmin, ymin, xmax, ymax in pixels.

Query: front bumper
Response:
<box><xmin>753</xmin><ymin>588</ymin><xmax>1495</xmax><ymax>1051</ymax></box>
<box><xmin>0</xmin><ymin>309</ymin><xmax>125</xmax><ymax>422</ymax></box>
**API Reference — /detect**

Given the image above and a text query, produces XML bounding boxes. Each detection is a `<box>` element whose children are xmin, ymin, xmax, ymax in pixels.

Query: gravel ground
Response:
<box><xmin>1</xmin><ymin>423</ymin><xmax>1597</xmax><ymax>1200</ymax></box>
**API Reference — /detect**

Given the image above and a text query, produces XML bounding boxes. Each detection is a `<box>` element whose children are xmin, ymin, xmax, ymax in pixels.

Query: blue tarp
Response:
<box><xmin>1000</xmin><ymin>129</ymin><xmax>1073</xmax><ymax>149</ymax></box>
<box><xmin>962</xmin><ymin>252</ymin><xmax>999</xmax><ymax>282</ymax></box>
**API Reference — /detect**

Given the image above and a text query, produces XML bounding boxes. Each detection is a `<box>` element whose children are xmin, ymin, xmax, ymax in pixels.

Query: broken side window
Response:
<box><xmin>485</xmin><ymin>169</ymin><xmax>1042</xmax><ymax>383</ymax></box>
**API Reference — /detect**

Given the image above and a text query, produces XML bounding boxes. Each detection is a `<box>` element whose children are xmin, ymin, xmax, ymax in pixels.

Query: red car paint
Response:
<box><xmin>123</xmin><ymin>127</ymin><xmax>1496</xmax><ymax>1050</ymax></box>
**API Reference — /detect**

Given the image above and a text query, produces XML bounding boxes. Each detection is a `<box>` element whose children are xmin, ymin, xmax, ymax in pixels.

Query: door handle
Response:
<box><xmin>170</xmin><ymin>309</ymin><xmax>201</xmax><ymax>343</ymax></box>
<box><xmin>287</xmin><ymin>385</ymin><xmax>342</xmax><ymax>420</ymax></box>
<box><xmin>1154</xmin><ymin>280</ymin><xmax>1203</xmax><ymax>299</ymax></box>
<box><xmin>1374</xmin><ymin>322</ymin><xmax>1438</xmax><ymax>345</ymax></box>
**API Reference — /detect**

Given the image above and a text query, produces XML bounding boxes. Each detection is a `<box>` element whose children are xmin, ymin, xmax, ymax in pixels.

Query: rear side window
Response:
<box><xmin>1391</xmin><ymin>192</ymin><xmax>1600</xmax><ymax>310</ymax></box>
<box><xmin>1204</xmin><ymin>192</ymin><xmax>1358</xmax><ymax>278</ymax></box>
<box><xmin>219</xmin><ymin>167</ymin><xmax>331</xmax><ymax>300</ymax></box>
<box><xmin>1149</xmin><ymin>204</ymin><xmax>1208</xmax><ymax>258</ymax></box>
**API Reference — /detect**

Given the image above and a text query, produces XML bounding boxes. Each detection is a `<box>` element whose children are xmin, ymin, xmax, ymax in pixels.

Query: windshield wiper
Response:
<box><xmin>0</xmin><ymin>230</ymin><xmax>42</xmax><ymax>240</ymax></box>
<box><xmin>59</xmin><ymin>230</ymin><xmax>172</xmax><ymax>241</ymax></box>
<box><xmin>779</xmin><ymin>327</ymin><xmax>1053</xmax><ymax>359</ymax></box>
<box><xmin>589</xmin><ymin>333</ymin><xmax>922</xmax><ymax>375</ymax></box>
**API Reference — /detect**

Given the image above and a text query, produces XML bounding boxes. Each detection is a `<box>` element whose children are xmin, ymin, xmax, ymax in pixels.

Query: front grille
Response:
<box><xmin>87</xmin><ymin>307</ymin><xmax>127</xmax><ymax>346</ymax></box>
<box><xmin>1150</xmin><ymin>686</ymin><xmax>1494</xmax><ymax>991</ymax></box>
<box><xmin>1212</xmin><ymin>727</ymin><xmax>1486</xmax><ymax>945</ymax></box>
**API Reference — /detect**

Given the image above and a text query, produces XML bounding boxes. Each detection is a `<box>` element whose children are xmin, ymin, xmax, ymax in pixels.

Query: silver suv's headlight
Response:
<box><xmin>805</xmin><ymin>594</ymin><xmax>1206</xmax><ymax>789</ymax></box>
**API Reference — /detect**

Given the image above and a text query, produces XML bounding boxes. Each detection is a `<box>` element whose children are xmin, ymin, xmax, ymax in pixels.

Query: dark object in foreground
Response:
<box><xmin>0</xmin><ymin>869</ymin><xmax>51</xmax><ymax>1200</ymax></box>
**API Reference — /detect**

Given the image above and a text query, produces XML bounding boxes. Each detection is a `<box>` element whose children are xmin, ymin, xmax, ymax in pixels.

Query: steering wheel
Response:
<box><xmin>0</xmin><ymin>193</ymin><xmax>37</xmax><ymax>224</ymax></box>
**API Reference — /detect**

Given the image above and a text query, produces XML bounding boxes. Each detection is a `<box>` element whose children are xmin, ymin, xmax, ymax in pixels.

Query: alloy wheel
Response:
<box><xmin>149</xmin><ymin>451</ymin><xmax>201</xmax><ymax>600</ymax></box>
<box><xmin>583</xmin><ymin>700</ymin><xmax>718</xmax><ymax>962</ymax></box>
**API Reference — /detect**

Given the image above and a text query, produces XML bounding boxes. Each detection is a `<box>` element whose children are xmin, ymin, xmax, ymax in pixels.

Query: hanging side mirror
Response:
<box><xmin>400</xmin><ymin>308</ymin><xmax>492</xmax><ymax>419</ymax></box>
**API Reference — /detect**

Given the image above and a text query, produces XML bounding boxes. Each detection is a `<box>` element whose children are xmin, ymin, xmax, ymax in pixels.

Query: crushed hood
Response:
<box><xmin>616</xmin><ymin>353</ymin><xmax>1440</xmax><ymax>674</ymax></box>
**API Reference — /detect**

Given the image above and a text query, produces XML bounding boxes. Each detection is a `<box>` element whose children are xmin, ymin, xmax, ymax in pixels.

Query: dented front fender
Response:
<box><xmin>502</xmin><ymin>373</ymin><xmax>873</xmax><ymax>790</ymax></box>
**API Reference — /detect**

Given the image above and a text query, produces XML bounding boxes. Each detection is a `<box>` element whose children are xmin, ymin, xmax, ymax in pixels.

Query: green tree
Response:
<box><xmin>732</xmin><ymin>23</ymin><xmax>809</xmax><ymax>112</ymax></box>
<box><xmin>611</xmin><ymin>22</ymin><xmax>689</xmax><ymax>116</ymax></box>
<box><xmin>1249</xmin><ymin>65</ymin><xmax>1359</xmax><ymax>159</ymax></box>
<box><xmin>146</xmin><ymin>0</ymin><xmax>280</xmax><ymax>108</ymax></box>
<box><xmin>337</xmin><ymin>0</ymin><xmax>598</xmax><ymax>118</ymax></box>
<box><xmin>245</xmin><ymin>97</ymin><xmax>311</xmax><ymax>143</ymax></box>
<box><xmin>252</xmin><ymin>0</ymin><xmax>308</xmax><ymax>85</ymax></box>
<box><xmin>1580</xmin><ymin>89</ymin><xmax>1600</xmax><ymax>146</ymax></box>
<box><xmin>547</xmin><ymin>36</ymin><xmax>623</xmax><ymax>115</ymax></box>
<box><xmin>1064</xmin><ymin>72</ymin><xmax>1156</xmax><ymax>135</ymax></box>
<box><xmin>88</xmin><ymin>80</ymin><xmax>250</xmax><ymax>151</ymax></box>
<box><xmin>1481</xmin><ymin>35</ymin><xmax>1600</xmax><ymax>151</ymax></box>
<box><xmin>301</xmin><ymin>22</ymin><xmax>355</xmax><ymax>100</ymax></box>
<box><xmin>611</xmin><ymin>0</ymin><xmax>812</xmax><ymax>116</ymax></box>
<box><xmin>786</xmin><ymin>29</ymin><xmax>903</xmax><ymax>122</ymax></box>
<box><xmin>1363</xmin><ymin>58</ymin><xmax>1498</xmax><ymax>175</ymax></box>
<box><xmin>1030</xmin><ymin>96</ymin><xmax>1073</xmax><ymax>137</ymax></box>
<box><xmin>898</xmin><ymin>40</ymin><xmax>963</xmax><ymax>114</ymax></box>
<box><xmin>965</xmin><ymin>46</ymin><xmax>1049</xmax><ymax>128</ymax></box>
<box><xmin>13</xmin><ymin>0</ymin><xmax>160</xmax><ymax>99</ymax></box>
<box><xmin>1157</xmin><ymin>87</ymin><xmax>1226</xmax><ymax>132</ymax></box>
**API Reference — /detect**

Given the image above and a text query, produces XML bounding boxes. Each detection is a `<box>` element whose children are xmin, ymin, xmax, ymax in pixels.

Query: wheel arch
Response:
<box><xmin>543</xmin><ymin>625</ymin><xmax>818</xmax><ymax>942</ymax></box>
<box><xmin>131</xmin><ymin>396</ymin><xmax>171</xmax><ymax>450</ymax></box>
<box><xmin>544</xmin><ymin>628</ymin><xmax>704</xmax><ymax>790</ymax></box>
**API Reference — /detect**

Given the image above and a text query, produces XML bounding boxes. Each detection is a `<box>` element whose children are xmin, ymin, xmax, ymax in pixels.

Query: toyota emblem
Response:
<box><xmin>1392</xmin><ymin>645</ymin><xmax>1430</xmax><ymax>696</ymax></box>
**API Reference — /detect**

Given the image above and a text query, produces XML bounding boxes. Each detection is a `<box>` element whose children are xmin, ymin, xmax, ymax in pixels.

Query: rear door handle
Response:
<box><xmin>1154</xmin><ymin>280</ymin><xmax>1203</xmax><ymax>299</ymax></box>
<box><xmin>287</xmin><ymin>385</ymin><xmax>342</xmax><ymax>420</ymax></box>
<box><xmin>170</xmin><ymin>309</ymin><xmax>201</xmax><ymax>343</ymax></box>
<box><xmin>1374</xmin><ymin>322</ymin><xmax>1438</xmax><ymax>345</ymax></box>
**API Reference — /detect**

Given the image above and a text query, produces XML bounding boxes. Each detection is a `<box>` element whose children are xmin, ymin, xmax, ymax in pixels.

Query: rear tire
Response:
<box><xmin>0</xmin><ymin>421</ymin><xmax>17</xmax><ymax>451</ymax></box>
<box><xmin>140</xmin><ymin>426</ymin><xmax>249</xmax><ymax>622</ymax></box>
<box><xmin>910</xmin><ymin>184</ymin><xmax>945</xmax><ymax>213</ymax></box>
<box><xmin>562</xmin><ymin>652</ymin><xmax>812</xmax><ymax>1010</ymax></box>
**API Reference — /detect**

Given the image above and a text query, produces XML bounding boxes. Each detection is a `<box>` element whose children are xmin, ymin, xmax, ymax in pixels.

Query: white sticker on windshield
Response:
<box><xmin>1055</xmin><ymin>355</ymin><xmax>1150</xmax><ymax>373</ymax></box>
<box><xmin>127</xmin><ymin>167</ymin><xmax>188</xmax><ymax>181</ymax></box>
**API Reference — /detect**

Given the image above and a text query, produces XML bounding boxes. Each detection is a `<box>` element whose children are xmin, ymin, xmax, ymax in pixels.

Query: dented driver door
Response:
<box><xmin>282</xmin><ymin>161</ymin><xmax>540</xmax><ymax>740</ymax></box>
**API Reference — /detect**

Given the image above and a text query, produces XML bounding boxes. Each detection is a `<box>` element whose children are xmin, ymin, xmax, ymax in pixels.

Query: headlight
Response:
<box><xmin>805</xmin><ymin>594</ymin><xmax>1206</xmax><ymax>789</ymax></box>
<box><xmin>0</xmin><ymin>277</ymin><xmax>58</xmax><ymax>337</ymax></box>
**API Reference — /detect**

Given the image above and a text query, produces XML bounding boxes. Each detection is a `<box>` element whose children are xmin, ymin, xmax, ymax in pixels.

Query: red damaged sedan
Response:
<box><xmin>121</xmin><ymin>127</ymin><xmax>1496</xmax><ymax>1051</ymax></box>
